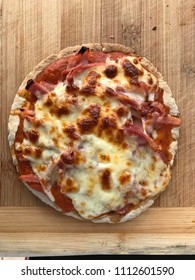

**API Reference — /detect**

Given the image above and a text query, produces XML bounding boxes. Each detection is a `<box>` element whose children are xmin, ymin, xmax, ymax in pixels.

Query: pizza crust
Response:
<box><xmin>8</xmin><ymin>43</ymin><xmax>180</xmax><ymax>223</ymax></box>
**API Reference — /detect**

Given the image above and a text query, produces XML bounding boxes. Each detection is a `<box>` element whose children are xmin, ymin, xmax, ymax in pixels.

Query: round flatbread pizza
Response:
<box><xmin>8</xmin><ymin>43</ymin><xmax>181</xmax><ymax>223</ymax></box>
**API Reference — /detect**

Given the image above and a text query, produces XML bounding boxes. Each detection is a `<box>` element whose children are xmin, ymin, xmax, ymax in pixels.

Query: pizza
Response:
<box><xmin>8</xmin><ymin>43</ymin><xmax>181</xmax><ymax>223</ymax></box>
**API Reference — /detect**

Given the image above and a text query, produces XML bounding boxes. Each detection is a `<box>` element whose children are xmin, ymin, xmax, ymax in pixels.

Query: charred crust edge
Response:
<box><xmin>78</xmin><ymin>46</ymin><xmax>89</xmax><ymax>54</ymax></box>
<box><xmin>25</xmin><ymin>79</ymin><xmax>34</xmax><ymax>90</ymax></box>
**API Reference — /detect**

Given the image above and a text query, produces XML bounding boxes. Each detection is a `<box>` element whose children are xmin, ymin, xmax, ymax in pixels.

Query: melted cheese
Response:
<box><xmin>18</xmin><ymin>55</ymin><xmax>170</xmax><ymax>220</ymax></box>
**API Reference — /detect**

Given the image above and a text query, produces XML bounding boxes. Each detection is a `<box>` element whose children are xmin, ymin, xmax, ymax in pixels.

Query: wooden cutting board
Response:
<box><xmin>0</xmin><ymin>0</ymin><xmax>195</xmax><ymax>255</ymax></box>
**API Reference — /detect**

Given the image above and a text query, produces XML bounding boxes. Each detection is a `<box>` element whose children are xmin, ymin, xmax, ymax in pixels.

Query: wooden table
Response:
<box><xmin>1</xmin><ymin>0</ymin><xmax>195</xmax><ymax>256</ymax></box>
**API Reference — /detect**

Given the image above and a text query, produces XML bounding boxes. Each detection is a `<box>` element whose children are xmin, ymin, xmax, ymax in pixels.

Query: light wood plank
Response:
<box><xmin>0</xmin><ymin>207</ymin><xmax>194</xmax><ymax>234</ymax></box>
<box><xmin>0</xmin><ymin>232</ymin><xmax>195</xmax><ymax>256</ymax></box>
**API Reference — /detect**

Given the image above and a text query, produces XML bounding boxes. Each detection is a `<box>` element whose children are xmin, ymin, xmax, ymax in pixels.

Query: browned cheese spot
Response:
<box><xmin>50</xmin><ymin>105</ymin><xmax>70</xmax><ymax>116</ymax></box>
<box><xmin>38</xmin><ymin>164</ymin><xmax>47</xmax><ymax>171</ymax></box>
<box><xmin>62</xmin><ymin>177</ymin><xmax>78</xmax><ymax>193</ymax></box>
<box><xmin>44</xmin><ymin>96</ymin><xmax>53</xmax><ymax>107</ymax></box>
<box><xmin>148</xmin><ymin>77</ymin><xmax>153</xmax><ymax>85</ymax></box>
<box><xmin>60</xmin><ymin>148</ymin><xmax>76</xmax><ymax>165</ymax></box>
<box><xmin>133</xmin><ymin>58</ymin><xmax>139</xmax><ymax>64</ymax></box>
<box><xmin>126</xmin><ymin>160</ymin><xmax>132</xmax><ymax>167</ymax></box>
<box><xmin>150</xmin><ymin>162</ymin><xmax>155</xmax><ymax>171</ymax></box>
<box><xmin>122</xmin><ymin>142</ymin><xmax>128</xmax><ymax>149</ymax></box>
<box><xmin>24</xmin><ymin>146</ymin><xmax>31</xmax><ymax>155</ymax></box>
<box><xmin>28</xmin><ymin>129</ymin><xmax>39</xmax><ymax>143</ymax></box>
<box><xmin>52</xmin><ymin>137</ymin><xmax>59</xmax><ymax>146</ymax></box>
<box><xmin>139</xmin><ymin>180</ymin><xmax>148</xmax><ymax>186</ymax></box>
<box><xmin>141</xmin><ymin>187</ymin><xmax>147</xmax><ymax>197</ymax></box>
<box><xmin>78</xmin><ymin>104</ymin><xmax>101</xmax><ymax>133</ymax></box>
<box><xmin>66</xmin><ymin>76</ymin><xmax>79</xmax><ymax>92</ymax></box>
<box><xmin>115</xmin><ymin>105</ymin><xmax>128</xmax><ymax>117</ymax></box>
<box><xmin>104</xmin><ymin>65</ymin><xmax>117</xmax><ymax>79</ymax></box>
<box><xmin>119</xmin><ymin>171</ymin><xmax>131</xmax><ymax>185</ymax></box>
<box><xmin>115</xmin><ymin>129</ymin><xmax>125</xmax><ymax>143</ymax></box>
<box><xmin>152</xmin><ymin>155</ymin><xmax>157</xmax><ymax>162</ymax></box>
<box><xmin>80</xmin><ymin>71</ymin><xmax>100</xmax><ymax>95</ymax></box>
<box><xmin>77</xmin><ymin>118</ymin><xmax>98</xmax><ymax>133</ymax></box>
<box><xmin>34</xmin><ymin>147</ymin><xmax>42</xmax><ymax>158</ymax></box>
<box><xmin>86</xmin><ymin>71</ymin><xmax>101</xmax><ymax>85</ymax></box>
<box><xmin>80</xmin><ymin>84</ymin><xmax>96</xmax><ymax>95</ymax></box>
<box><xmin>130</xmin><ymin>78</ymin><xmax>140</xmax><ymax>87</ymax></box>
<box><xmin>101</xmin><ymin>116</ymin><xmax>117</xmax><ymax>129</ymax></box>
<box><xmin>99</xmin><ymin>154</ymin><xmax>110</xmax><ymax>162</ymax></box>
<box><xmin>63</xmin><ymin>124</ymin><xmax>80</xmax><ymax>140</ymax></box>
<box><xmin>101</xmin><ymin>169</ymin><xmax>111</xmax><ymax>190</ymax></box>
<box><xmin>122</xmin><ymin>60</ymin><xmax>143</xmax><ymax>79</ymax></box>
<box><xmin>87</xmin><ymin>104</ymin><xmax>101</xmax><ymax>119</ymax></box>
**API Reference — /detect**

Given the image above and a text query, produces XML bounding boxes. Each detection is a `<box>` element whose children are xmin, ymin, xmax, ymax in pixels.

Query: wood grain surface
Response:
<box><xmin>0</xmin><ymin>0</ymin><xmax>195</xmax><ymax>255</ymax></box>
<box><xmin>0</xmin><ymin>207</ymin><xmax>195</xmax><ymax>255</ymax></box>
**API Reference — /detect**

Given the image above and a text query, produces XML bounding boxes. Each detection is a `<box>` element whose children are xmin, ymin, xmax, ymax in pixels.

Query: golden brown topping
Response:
<box><xmin>23</xmin><ymin>146</ymin><xmax>41</xmax><ymax>158</ymax></box>
<box><xmin>115</xmin><ymin>129</ymin><xmax>125</xmax><ymax>143</ymax></box>
<box><xmin>101</xmin><ymin>169</ymin><xmax>111</xmax><ymax>190</ymax></box>
<box><xmin>150</xmin><ymin>162</ymin><xmax>155</xmax><ymax>171</ymax></box>
<box><xmin>24</xmin><ymin>146</ymin><xmax>31</xmax><ymax>155</ymax></box>
<box><xmin>126</xmin><ymin>160</ymin><xmax>132</xmax><ymax>167</ymax></box>
<box><xmin>28</xmin><ymin>129</ymin><xmax>39</xmax><ymax>143</ymax></box>
<box><xmin>99</xmin><ymin>154</ymin><xmax>110</xmax><ymax>162</ymax></box>
<box><xmin>101</xmin><ymin>116</ymin><xmax>117</xmax><ymax>129</ymax></box>
<box><xmin>52</xmin><ymin>137</ymin><xmax>59</xmax><ymax>146</ymax></box>
<box><xmin>61</xmin><ymin>177</ymin><xmax>78</xmax><ymax>193</ymax></box>
<box><xmin>77</xmin><ymin>118</ymin><xmax>98</xmax><ymax>133</ymax></box>
<box><xmin>78</xmin><ymin>104</ymin><xmax>101</xmax><ymax>133</ymax></box>
<box><xmin>152</xmin><ymin>156</ymin><xmax>157</xmax><ymax>162</ymax></box>
<box><xmin>44</xmin><ymin>96</ymin><xmax>53</xmax><ymax>106</ymax></box>
<box><xmin>87</xmin><ymin>104</ymin><xmax>101</xmax><ymax>119</ymax></box>
<box><xmin>61</xmin><ymin>147</ymin><xmax>76</xmax><ymax>164</ymax></box>
<box><xmin>141</xmin><ymin>188</ymin><xmax>147</xmax><ymax>197</ymax></box>
<box><xmin>133</xmin><ymin>58</ymin><xmax>139</xmax><ymax>64</ymax></box>
<box><xmin>63</xmin><ymin>124</ymin><xmax>80</xmax><ymax>140</ymax></box>
<box><xmin>50</xmin><ymin>105</ymin><xmax>70</xmax><ymax>116</ymax></box>
<box><xmin>38</xmin><ymin>164</ymin><xmax>47</xmax><ymax>171</ymax></box>
<box><xmin>104</xmin><ymin>65</ymin><xmax>117</xmax><ymax>79</ymax></box>
<box><xmin>80</xmin><ymin>84</ymin><xmax>95</xmax><ymax>95</ymax></box>
<box><xmin>119</xmin><ymin>171</ymin><xmax>131</xmax><ymax>185</ymax></box>
<box><xmin>115</xmin><ymin>105</ymin><xmax>128</xmax><ymax>117</ymax></box>
<box><xmin>148</xmin><ymin>77</ymin><xmax>153</xmax><ymax>85</ymax></box>
<box><xmin>34</xmin><ymin>147</ymin><xmax>42</xmax><ymax>158</ymax></box>
<box><xmin>86</xmin><ymin>71</ymin><xmax>101</xmax><ymax>85</ymax></box>
<box><xmin>66</xmin><ymin>76</ymin><xmax>79</xmax><ymax>92</ymax></box>
<box><xmin>139</xmin><ymin>180</ymin><xmax>148</xmax><ymax>186</ymax></box>
<box><xmin>122</xmin><ymin>60</ymin><xmax>142</xmax><ymax>78</ymax></box>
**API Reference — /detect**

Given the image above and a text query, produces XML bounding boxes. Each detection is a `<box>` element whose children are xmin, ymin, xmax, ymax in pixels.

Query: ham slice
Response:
<box><xmin>124</xmin><ymin>122</ymin><xmax>169</xmax><ymax>164</ymax></box>
<box><xmin>19</xmin><ymin>174</ymin><xmax>40</xmax><ymax>183</ymax></box>
<box><xmin>153</xmin><ymin>114</ymin><xmax>181</xmax><ymax>129</ymax></box>
<box><xmin>26</xmin><ymin>80</ymin><xmax>49</xmax><ymax>95</ymax></box>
